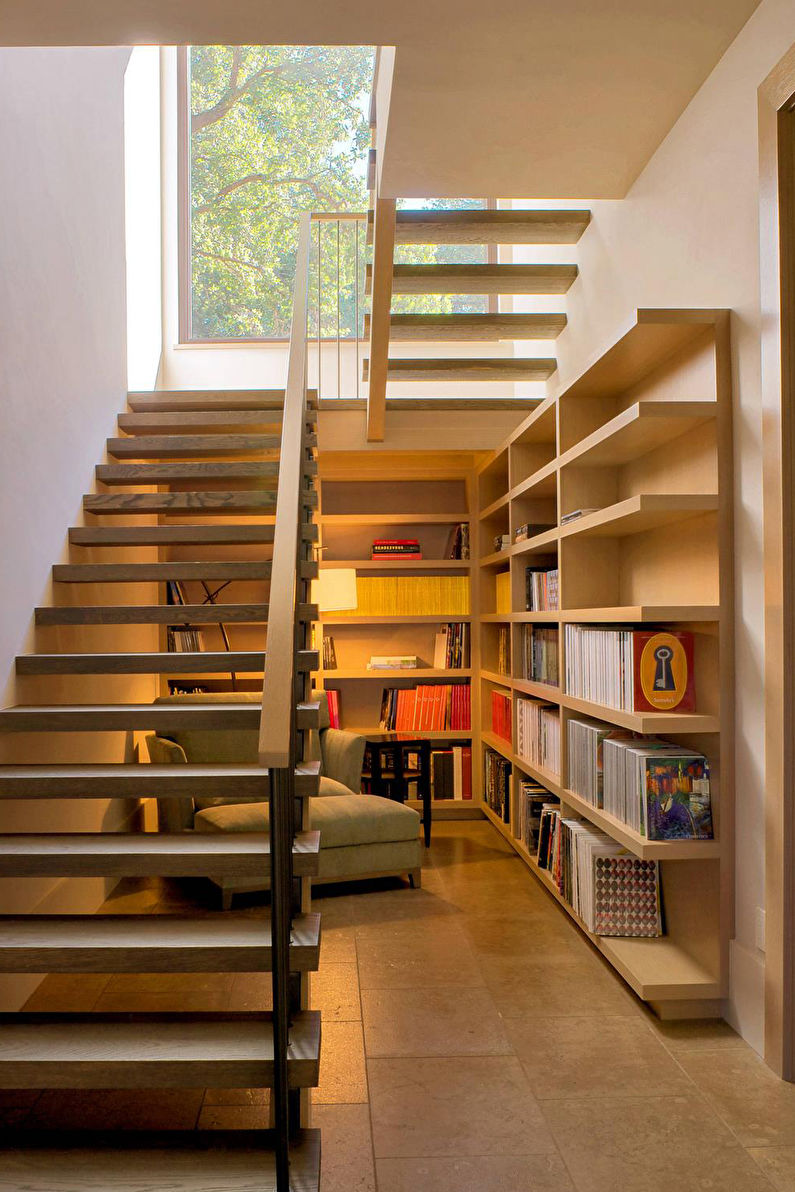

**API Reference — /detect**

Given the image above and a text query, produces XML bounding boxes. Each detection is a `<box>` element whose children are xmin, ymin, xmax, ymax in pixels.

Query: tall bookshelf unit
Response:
<box><xmin>315</xmin><ymin>458</ymin><xmax>481</xmax><ymax>818</ymax></box>
<box><xmin>475</xmin><ymin>309</ymin><xmax>733</xmax><ymax>1017</ymax></box>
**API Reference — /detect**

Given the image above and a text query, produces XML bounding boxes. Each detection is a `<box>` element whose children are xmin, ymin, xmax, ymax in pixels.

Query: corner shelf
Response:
<box><xmin>324</xmin><ymin>668</ymin><xmax>471</xmax><ymax>680</ymax></box>
<box><xmin>320</xmin><ymin>559</ymin><xmax>470</xmax><ymax>570</ymax></box>
<box><xmin>474</xmin><ymin>308</ymin><xmax>732</xmax><ymax>1012</ymax></box>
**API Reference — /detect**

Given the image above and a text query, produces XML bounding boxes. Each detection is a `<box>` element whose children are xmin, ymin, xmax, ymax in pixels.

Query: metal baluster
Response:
<box><xmin>336</xmin><ymin>220</ymin><xmax>341</xmax><ymax>400</ymax></box>
<box><xmin>355</xmin><ymin>218</ymin><xmax>360</xmax><ymax>400</ymax></box>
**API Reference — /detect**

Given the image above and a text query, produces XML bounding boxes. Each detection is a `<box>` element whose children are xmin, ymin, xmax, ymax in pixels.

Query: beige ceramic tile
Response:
<box><xmin>375</xmin><ymin>1154</ymin><xmax>576</xmax><ymax>1192</ymax></box>
<box><xmin>368</xmin><ymin>1055</ymin><xmax>556</xmax><ymax>1158</ymax></box>
<box><xmin>362</xmin><ymin>986</ymin><xmax>511</xmax><ymax>1057</ymax></box>
<box><xmin>310</xmin><ymin>962</ymin><xmax>362</xmax><ymax>1021</ymax></box>
<box><xmin>312</xmin><ymin>1020</ymin><xmax>368</xmax><ymax>1104</ymax></box>
<box><xmin>677</xmin><ymin>1049</ymin><xmax>795</xmax><ymax>1147</ymax></box>
<box><xmin>197</xmin><ymin>1103</ymin><xmax>270</xmax><ymax>1129</ymax></box>
<box><xmin>23</xmin><ymin>973</ymin><xmax>111</xmax><ymax>1011</ymax></box>
<box><xmin>463</xmin><ymin>909</ymin><xmax>586</xmax><ymax>961</ymax></box>
<box><xmin>541</xmin><ymin>1094</ymin><xmax>775</xmax><ymax>1192</ymax></box>
<box><xmin>642</xmin><ymin>1010</ymin><xmax>746</xmax><ymax>1052</ymax></box>
<box><xmin>203</xmin><ymin>1087</ymin><xmax>269</xmax><ymax>1106</ymax></box>
<box><xmin>319</xmin><ymin>925</ymin><xmax>357</xmax><ymax>965</ymax></box>
<box><xmin>357</xmin><ymin>924</ymin><xmax>485</xmax><ymax>989</ymax></box>
<box><xmin>507</xmin><ymin>1015</ymin><xmax>693</xmax><ymax>1100</ymax></box>
<box><xmin>748</xmin><ymin>1145</ymin><xmax>795</xmax><ymax>1189</ymax></box>
<box><xmin>313</xmin><ymin>1103</ymin><xmax>375</xmax><ymax>1192</ymax></box>
<box><xmin>482</xmin><ymin>952</ymin><xmax>638</xmax><ymax>1018</ymax></box>
<box><xmin>28</xmin><ymin>1090</ymin><xmax>205</xmax><ymax>1132</ymax></box>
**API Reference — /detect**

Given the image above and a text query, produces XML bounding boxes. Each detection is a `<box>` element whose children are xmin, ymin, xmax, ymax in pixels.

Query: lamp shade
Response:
<box><xmin>312</xmin><ymin>568</ymin><xmax>358</xmax><ymax>613</ymax></box>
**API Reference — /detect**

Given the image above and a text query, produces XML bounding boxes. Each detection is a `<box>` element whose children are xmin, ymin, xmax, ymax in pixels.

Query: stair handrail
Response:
<box><xmin>259</xmin><ymin>209</ymin><xmax>312</xmax><ymax>769</ymax></box>
<box><xmin>258</xmin><ymin>209</ymin><xmax>313</xmax><ymax>1192</ymax></box>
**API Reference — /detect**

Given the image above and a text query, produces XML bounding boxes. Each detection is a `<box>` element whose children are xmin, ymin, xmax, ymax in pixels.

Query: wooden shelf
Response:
<box><xmin>482</xmin><ymin>803</ymin><xmax>722</xmax><ymax>1001</ymax></box>
<box><xmin>479</xmin><ymin>493</ymin><xmax>510</xmax><ymax>520</ymax></box>
<box><xmin>558</xmin><ymin>605</ymin><xmax>720</xmax><ymax>623</ymax></box>
<box><xmin>480</xmin><ymin>669</ymin><xmax>513</xmax><ymax>687</ymax></box>
<box><xmin>323</xmin><ymin>668</ymin><xmax>472</xmax><ymax>680</ymax></box>
<box><xmin>321</xmin><ymin>614</ymin><xmax>472</xmax><ymax>624</ymax></box>
<box><xmin>481</xmin><ymin>611</ymin><xmax>559</xmax><ymax>623</ymax></box>
<box><xmin>512</xmin><ymin>527</ymin><xmax>559</xmax><ymax>556</ymax></box>
<box><xmin>510</xmin><ymin>459</ymin><xmax>557</xmax><ymax>500</ymax></box>
<box><xmin>558</xmin><ymin>400</ymin><xmax>717</xmax><ymax>470</ymax></box>
<box><xmin>479</xmin><ymin>548</ymin><xmax>514</xmax><ymax>568</ymax></box>
<box><xmin>559</xmin><ymin>785</ymin><xmax>721</xmax><ymax>860</ymax></box>
<box><xmin>513</xmin><ymin>677</ymin><xmax>561</xmax><ymax>700</ymax></box>
<box><xmin>558</xmin><ymin>494</ymin><xmax>718</xmax><ymax>540</ymax></box>
<box><xmin>320</xmin><ymin>513</ymin><xmax>469</xmax><ymax>526</ymax></box>
<box><xmin>320</xmin><ymin>559</ymin><xmax>469</xmax><ymax>570</ymax></box>
<box><xmin>561</xmin><ymin>692</ymin><xmax>719</xmax><ymax>733</ymax></box>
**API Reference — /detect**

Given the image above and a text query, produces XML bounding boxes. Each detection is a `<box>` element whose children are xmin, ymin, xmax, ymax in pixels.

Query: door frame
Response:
<box><xmin>760</xmin><ymin>44</ymin><xmax>795</xmax><ymax>1080</ymax></box>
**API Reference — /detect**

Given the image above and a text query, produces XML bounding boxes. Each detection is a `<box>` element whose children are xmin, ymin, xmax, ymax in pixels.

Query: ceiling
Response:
<box><xmin>0</xmin><ymin>0</ymin><xmax>762</xmax><ymax>197</ymax></box>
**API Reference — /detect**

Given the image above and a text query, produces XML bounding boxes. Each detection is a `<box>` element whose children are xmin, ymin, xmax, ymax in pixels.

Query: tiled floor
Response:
<box><xmin>16</xmin><ymin>820</ymin><xmax>795</xmax><ymax>1190</ymax></box>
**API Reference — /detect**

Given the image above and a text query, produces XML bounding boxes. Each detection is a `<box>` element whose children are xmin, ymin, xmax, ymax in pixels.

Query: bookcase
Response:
<box><xmin>315</xmin><ymin>456</ymin><xmax>481</xmax><ymax>817</ymax></box>
<box><xmin>475</xmin><ymin>309</ymin><xmax>733</xmax><ymax>1017</ymax></box>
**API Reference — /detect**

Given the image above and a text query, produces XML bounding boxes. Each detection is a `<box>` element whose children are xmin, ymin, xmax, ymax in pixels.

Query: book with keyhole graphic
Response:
<box><xmin>633</xmin><ymin>630</ymin><xmax>695</xmax><ymax>713</ymax></box>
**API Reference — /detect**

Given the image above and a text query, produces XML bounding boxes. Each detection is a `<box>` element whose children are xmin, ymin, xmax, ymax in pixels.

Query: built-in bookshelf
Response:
<box><xmin>474</xmin><ymin>309</ymin><xmax>733</xmax><ymax>1015</ymax></box>
<box><xmin>315</xmin><ymin>466</ymin><xmax>480</xmax><ymax>817</ymax></box>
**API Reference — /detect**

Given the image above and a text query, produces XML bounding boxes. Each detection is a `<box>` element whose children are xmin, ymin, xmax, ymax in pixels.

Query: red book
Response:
<box><xmin>631</xmin><ymin>630</ymin><xmax>695</xmax><ymax>713</ymax></box>
<box><xmin>462</xmin><ymin>745</ymin><xmax>472</xmax><ymax>798</ymax></box>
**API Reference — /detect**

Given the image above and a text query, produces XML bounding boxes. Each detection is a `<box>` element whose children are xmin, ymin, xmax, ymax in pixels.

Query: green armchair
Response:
<box><xmin>146</xmin><ymin>691</ymin><xmax>422</xmax><ymax>906</ymax></box>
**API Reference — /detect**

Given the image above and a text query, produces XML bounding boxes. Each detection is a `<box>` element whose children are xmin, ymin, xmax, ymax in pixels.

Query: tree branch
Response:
<box><xmin>194</xmin><ymin>248</ymin><xmax>265</xmax><ymax>275</ymax></box>
<box><xmin>192</xmin><ymin>59</ymin><xmax>291</xmax><ymax>132</ymax></box>
<box><xmin>193</xmin><ymin>173</ymin><xmax>328</xmax><ymax>214</ymax></box>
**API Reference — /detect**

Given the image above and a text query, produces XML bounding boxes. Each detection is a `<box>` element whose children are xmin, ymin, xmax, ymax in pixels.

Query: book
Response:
<box><xmin>515</xmin><ymin>697</ymin><xmax>560</xmax><ymax>775</ymax></box>
<box><xmin>525</xmin><ymin>567</ymin><xmax>559</xmax><ymax>612</ymax></box>
<box><xmin>518</xmin><ymin>780</ymin><xmax>553</xmax><ymax>853</ymax></box>
<box><xmin>433</xmin><ymin>622</ymin><xmax>470</xmax><ymax>669</ymax></box>
<box><xmin>484</xmin><ymin>748</ymin><xmax>512</xmax><ymax>821</ymax></box>
<box><xmin>515</xmin><ymin>523</ymin><xmax>555</xmax><ymax>542</ymax></box>
<box><xmin>521</xmin><ymin>624</ymin><xmax>558</xmax><ymax>685</ymax></box>
<box><xmin>600</xmin><ymin>735</ymin><xmax>713</xmax><ymax>838</ymax></box>
<box><xmin>560</xmin><ymin>507</ymin><xmax>600</xmax><ymax>525</ymax></box>
<box><xmin>491</xmin><ymin>689</ymin><xmax>512</xmax><ymax>742</ymax></box>
<box><xmin>564</xmin><ymin>626</ymin><xmax>696</xmax><ymax>713</ymax></box>
<box><xmin>430</xmin><ymin>749</ymin><xmax>455</xmax><ymax>798</ymax></box>
<box><xmin>493</xmin><ymin>533</ymin><xmax>512</xmax><ymax>552</ymax></box>
<box><xmin>322</xmin><ymin>635</ymin><xmax>337</xmax><ymax>669</ymax></box>
<box><xmin>335</xmin><ymin>576</ymin><xmax>469</xmax><ymax>616</ymax></box>
<box><xmin>367</xmin><ymin>655</ymin><xmax>418</xmax><ymax>670</ymax></box>
<box><xmin>445</xmin><ymin>522</ymin><xmax>470</xmax><ymax>560</ymax></box>
<box><xmin>495</xmin><ymin>571</ymin><xmax>511</xmax><ymax>614</ymax></box>
<box><xmin>497</xmin><ymin>625</ymin><xmax>510</xmax><ymax>675</ymax></box>
<box><xmin>371</xmin><ymin>538</ymin><xmax>422</xmax><ymax>559</ymax></box>
<box><xmin>379</xmin><ymin>683</ymin><xmax>471</xmax><ymax>731</ymax></box>
<box><xmin>324</xmin><ymin>689</ymin><xmax>341</xmax><ymax>729</ymax></box>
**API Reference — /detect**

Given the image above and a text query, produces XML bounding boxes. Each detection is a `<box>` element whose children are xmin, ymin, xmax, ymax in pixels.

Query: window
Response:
<box><xmin>179</xmin><ymin>45</ymin><xmax>375</xmax><ymax>341</ymax></box>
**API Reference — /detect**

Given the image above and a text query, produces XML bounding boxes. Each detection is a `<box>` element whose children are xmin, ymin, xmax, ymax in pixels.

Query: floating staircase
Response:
<box><xmin>0</xmin><ymin>382</ymin><xmax>321</xmax><ymax>1188</ymax></box>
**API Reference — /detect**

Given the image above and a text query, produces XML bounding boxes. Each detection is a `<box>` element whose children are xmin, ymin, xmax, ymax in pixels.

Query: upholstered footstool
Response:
<box><xmin>195</xmin><ymin>792</ymin><xmax>423</xmax><ymax>905</ymax></box>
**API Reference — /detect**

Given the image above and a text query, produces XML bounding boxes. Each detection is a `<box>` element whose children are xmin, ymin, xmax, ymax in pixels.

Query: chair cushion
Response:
<box><xmin>194</xmin><ymin>793</ymin><xmax>420</xmax><ymax>849</ymax></box>
<box><xmin>319</xmin><ymin>776</ymin><xmax>353</xmax><ymax>797</ymax></box>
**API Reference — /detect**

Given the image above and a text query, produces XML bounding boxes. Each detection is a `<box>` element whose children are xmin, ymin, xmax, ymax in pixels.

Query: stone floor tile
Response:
<box><xmin>313</xmin><ymin>1103</ymin><xmax>375</xmax><ymax>1192</ymax></box>
<box><xmin>357</xmin><ymin>924</ymin><xmax>485</xmax><ymax>989</ymax></box>
<box><xmin>312</xmin><ymin>1021</ymin><xmax>368</xmax><ymax>1104</ymax></box>
<box><xmin>482</xmin><ymin>952</ymin><xmax>639</xmax><ymax>1018</ymax></box>
<box><xmin>748</xmin><ymin>1145</ymin><xmax>795</xmax><ymax>1190</ymax></box>
<box><xmin>368</xmin><ymin>1055</ymin><xmax>556</xmax><ymax>1158</ymax></box>
<box><xmin>311</xmin><ymin>962</ymin><xmax>362</xmax><ymax>1021</ymax></box>
<box><xmin>541</xmin><ymin>1093</ymin><xmax>775</xmax><ymax>1192</ymax></box>
<box><xmin>362</xmin><ymin>986</ymin><xmax>511</xmax><ymax>1057</ymax></box>
<box><xmin>375</xmin><ymin>1154</ymin><xmax>576</xmax><ymax>1192</ymax></box>
<box><xmin>677</xmin><ymin>1049</ymin><xmax>795</xmax><ymax>1147</ymax></box>
<box><xmin>508</xmin><ymin>1014</ymin><xmax>693</xmax><ymax>1100</ymax></box>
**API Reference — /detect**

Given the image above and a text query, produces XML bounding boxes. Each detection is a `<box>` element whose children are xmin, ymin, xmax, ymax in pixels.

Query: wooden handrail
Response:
<box><xmin>259</xmin><ymin>212</ymin><xmax>313</xmax><ymax>768</ymax></box>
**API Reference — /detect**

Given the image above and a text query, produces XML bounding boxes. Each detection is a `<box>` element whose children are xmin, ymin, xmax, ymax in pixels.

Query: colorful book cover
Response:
<box><xmin>631</xmin><ymin>630</ymin><xmax>695</xmax><ymax>713</ymax></box>
<box><xmin>644</xmin><ymin>754</ymin><xmax>713</xmax><ymax>840</ymax></box>
<box><xmin>593</xmin><ymin>855</ymin><xmax>662</xmax><ymax>936</ymax></box>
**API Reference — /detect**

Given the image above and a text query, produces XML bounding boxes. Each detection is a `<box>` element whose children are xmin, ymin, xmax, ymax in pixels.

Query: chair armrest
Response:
<box><xmin>320</xmin><ymin>727</ymin><xmax>366</xmax><ymax>795</ymax></box>
<box><xmin>145</xmin><ymin>734</ymin><xmax>195</xmax><ymax>832</ymax></box>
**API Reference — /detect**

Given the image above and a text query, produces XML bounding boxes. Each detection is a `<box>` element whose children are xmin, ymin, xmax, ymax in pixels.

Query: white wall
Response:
<box><xmin>125</xmin><ymin>46</ymin><xmax>162</xmax><ymax>391</ymax></box>
<box><xmin>0</xmin><ymin>46</ymin><xmax>150</xmax><ymax>1009</ymax></box>
<box><xmin>517</xmin><ymin>0</ymin><xmax>795</xmax><ymax>1053</ymax></box>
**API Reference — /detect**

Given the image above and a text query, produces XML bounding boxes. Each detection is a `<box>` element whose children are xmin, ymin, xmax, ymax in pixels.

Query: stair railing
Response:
<box><xmin>259</xmin><ymin>210</ymin><xmax>314</xmax><ymax>1191</ymax></box>
<box><xmin>309</xmin><ymin>211</ymin><xmax>367</xmax><ymax>400</ymax></box>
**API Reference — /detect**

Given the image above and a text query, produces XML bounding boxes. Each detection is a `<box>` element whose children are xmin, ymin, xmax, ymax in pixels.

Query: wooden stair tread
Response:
<box><xmin>68</xmin><ymin>524</ymin><xmax>318</xmax><ymax>546</ymax></box>
<box><xmin>0</xmin><ymin>701</ymin><xmax>320</xmax><ymax>732</ymax></box>
<box><xmin>15</xmin><ymin>649</ymin><xmax>318</xmax><ymax>676</ymax></box>
<box><xmin>0</xmin><ymin>760</ymin><xmax>321</xmax><ymax>798</ymax></box>
<box><xmin>364</xmin><ymin>358</ymin><xmax>558</xmax><ymax>381</ymax></box>
<box><xmin>118</xmin><ymin>410</ymin><xmax>316</xmax><ymax>433</ymax></box>
<box><xmin>393</xmin><ymin>208</ymin><xmax>591</xmax><ymax>244</ymax></box>
<box><xmin>51</xmin><ymin>561</ymin><xmax>317</xmax><ymax>582</ymax></box>
<box><xmin>0</xmin><ymin>1010</ymin><xmax>321</xmax><ymax>1088</ymax></box>
<box><xmin>0</xmin><ymin>912</ymin><xmax>321</xmax><ymax>972</ymax></box>
<box><xmin>107</xmin><ymin>433</ymin><xmax>288</xmax><ymax>458</ymax></box>
<box><xmin>96</xmin><ymin>461</ymin><xmax>321</xmax><ymax>485</ymax></box>
<box><xmin>35</xmin><ymin>603</ymin><xmax>316</xmax><ymax>626</ymax></box>
<box><xmin>83</xmin><ymin>491</ymin><xmax>318</xmax><ymax>515</ymax></box>
<box><xmin>370</xmin><ymin>262</ymin><xmax>578</xmax><ymax>295</ymax></box>
<box><xmin>127</xmin><ymin>389</ymin><xmax>317</xmax><ymax>411</ymax></box>
<box><xmin>0</xmin><ymin>831</ymin><xmax>321</xmax><ymax>877</ymax></box>
<box><xmin>369</xmin><ymin>312</ymin><xmax>567</xmax><ymax>341</ymax></box>
<box><xmin>0</xmin><ymin>1128</ymin><xmax>320</xmax><ymax>1192</ymax></box>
